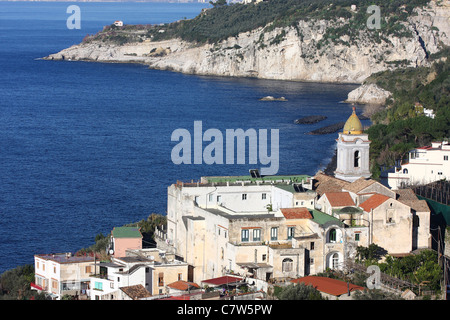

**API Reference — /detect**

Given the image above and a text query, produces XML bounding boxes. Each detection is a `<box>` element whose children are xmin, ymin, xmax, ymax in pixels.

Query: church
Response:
<box><xmin>334</xmin><ymin>107</ymin><xmax>371</xmax><ymax>182</ymax></box>
<box><xmin>156</xmin><ymin>108</ymin><xmax>432</xmax><ymax>285</ymax></box>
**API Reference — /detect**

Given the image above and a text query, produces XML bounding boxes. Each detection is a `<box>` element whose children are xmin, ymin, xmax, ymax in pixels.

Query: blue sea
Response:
<box><xmin>0</xmin><ymin>1</ymin><xmax>366</xmax><ymax>273</ymax></box>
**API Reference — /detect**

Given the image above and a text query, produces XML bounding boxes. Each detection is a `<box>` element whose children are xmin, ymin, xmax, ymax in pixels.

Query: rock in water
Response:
<box><xmin>259</xmin><ymin>96</ymin><xmax>287</xmax><ymax>101</ymax></box>
<box><xmin>345</xmin><ymin>84</ymin><xmax>391</xmax><ymax>105</ymax></box>
<box><xmin>294</xmin><ymin>115</ymin><xmax>327</xmax><ymax>124</ymax></box>
<box><xmin>307</xmin><ymin>122</ymin><xmax>345</xmax><ymax>135</ymax></box>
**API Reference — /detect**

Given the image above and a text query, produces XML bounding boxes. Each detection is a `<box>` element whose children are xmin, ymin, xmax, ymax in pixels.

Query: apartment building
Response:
<box><xmin>32</xmin><ymin>252</ymin><xmax>97</xmax><ymax>300</ymax></box>
<box><xmin>388</xmin><ymin>141</ymin><xmax>450</xmax><ymax>189</ymax></box>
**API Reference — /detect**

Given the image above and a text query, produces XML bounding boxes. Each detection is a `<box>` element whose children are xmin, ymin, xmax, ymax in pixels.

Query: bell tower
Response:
<box><xmin>334</xmin><ymin>107</ymin><xmax>371</xmax><ymax>182</ymax></box>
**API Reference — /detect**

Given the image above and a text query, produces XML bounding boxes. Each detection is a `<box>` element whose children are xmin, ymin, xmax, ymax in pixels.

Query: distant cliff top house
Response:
<box><xmin>114</xmin><ymin>21</ymin><xmax>123</xmax><ymax>27</ymax></box>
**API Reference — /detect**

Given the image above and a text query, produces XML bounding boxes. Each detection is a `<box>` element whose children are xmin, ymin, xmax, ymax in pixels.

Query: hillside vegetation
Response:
<box><xmin>85</xmin><ymin>0</ymin><xmax>430</xmax><ymax>46</ymax></box>
<box><xmin>365</xmin><ymin>48</ymin><xmax>450</xmax><ymax>178</ymax></box>
<box><xmin>149</xmin><ymin>0</ymin><xmax>428</xmax><ymax>43</ymax></box>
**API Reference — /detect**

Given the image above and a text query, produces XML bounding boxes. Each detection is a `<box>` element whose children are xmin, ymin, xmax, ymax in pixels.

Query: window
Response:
<box><xmin>444</xmin><ymin>155</ymin><xmax>448</xmax><ymax>161</ymax></box>
<box><xmin>354</xmin><ymin>150</ymin><xmax>360</xmax><ymax>168</ymax></box>
<box><xmin>262</xmin><ymin>193</ymin><xmax>266</xmax><ymax>200</ymax></box>
<box><xmin>355</xmin><ymin>233</ymin><xmax>360</xmax><ymax>241</ymax></box>
<box><xmin>158</xmin><ymin>273</ymin><xmax>164</xmax><ymax>286</ymax></box>
<box><xmin>208</xmin><ymin>194</ymin><xmax>213</xmax><ymax>202</ymax></box>
<box><xmin>310</xmin><ymin>258</ymin><xmax>314</xmax><ymax>265</ymax></box>
<box><xmin>287</xmin><ymin>227</ymin><xmax>295</xmax><ymax>240</ymax></box>
<box><xmin>270</xmin><ymin>227</ymin><xmax>278</xmax><ymax>241</ymax></box>
<box><xmin>386</xmin><ymin>209</ymin><xmax>395</xmax><ymax>223</ymax></box>
<box><xmin>329</xmin><ymin>229</ymin><xmax>336</xmax><ymax>243</ymax></box>
<box><xmin>262</xmin><ymin>254</ymin><xmax>267</xmax><ymax>261</ymax></box>
<box><xmin>178</xmin><ymin>273</ymin><xmax>182</xmax><ymax>281</ymax></box>
<box><xmin>217</xmin><ymin>195</ymin><xmax>222</xmax><ymax>203</ymax></box>
<box><xmin>310</xmin><ymin>242</ymin><xmax>315</xmax><ymax>251</ymax></box>
<box><xmin>86</xmin><ymin>266</ymin><xmax>92</xmax><ymax>274</ymax></box>
<box><xmin>282</xmin><ymin>258</ymin><xmax>293</xmax><ymax>272</ymax></box>
<box><xmin>242</xmin><ymin>194</ymin><xmax>247</xmax><ymax>200</ymax></box>
<box><xmin>253</xmin><ymin>229</ymin><xmax>261</xmax><ymax>242</ymax></box>
<box><xmin>241</xmin><ymin>229</ymin><xmax>249</xmax><ymax>242</ymax></box>
<box><xmin>403</xmin><ymin>168</ymin><xmax>408</xmax><ymax>174</ymax></box>
<box><xmin>110</xmin><ymin>282</ymin><xmax>114</xmax><ymax>289</ymax></box>
<box><xmin>332</xmin><ymin>253</ymin><xmax>339</xmax><ymax>269</ymax></box>
<box><xmin>94</xmin><ymin>282</ymin><xmax>103</xmax><ymax>291</ymax></box>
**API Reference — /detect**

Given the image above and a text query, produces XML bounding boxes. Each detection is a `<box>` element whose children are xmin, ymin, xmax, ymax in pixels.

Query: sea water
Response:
<box><xmin>0</xmin><ymin>1</ymin><xmax>364</xmax><ymax>273</ymax></box>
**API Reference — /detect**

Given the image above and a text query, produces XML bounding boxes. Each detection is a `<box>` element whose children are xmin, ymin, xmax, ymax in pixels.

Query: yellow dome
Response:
<box><xmin>343</xmin><ymin>107</ymin><xmax>363</xmax><ymax>134</ymax></box>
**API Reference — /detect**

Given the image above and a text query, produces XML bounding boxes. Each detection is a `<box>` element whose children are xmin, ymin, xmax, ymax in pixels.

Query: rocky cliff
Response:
<box><xmin>45</xmin><ymin>1</ymin><xmax>449</xmax><ymax>89</ymax></box>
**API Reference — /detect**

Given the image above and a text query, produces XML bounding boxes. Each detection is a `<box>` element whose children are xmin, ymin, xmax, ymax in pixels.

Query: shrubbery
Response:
<box><xmin>364</xmin><ymin>50</ymin><xmax>450</xmax><ymax>177</ymax></box>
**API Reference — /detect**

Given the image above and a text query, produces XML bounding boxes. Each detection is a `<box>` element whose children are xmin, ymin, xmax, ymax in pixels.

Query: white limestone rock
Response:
<box><xmin>345</xmin><ymin>84</ymin><xmax>392</xmax><ymax>105</ymax></box>
<box><xmin>44</xmin><ymin>1</ymin><xmax>450</xmax><ymax>84</ymax></box>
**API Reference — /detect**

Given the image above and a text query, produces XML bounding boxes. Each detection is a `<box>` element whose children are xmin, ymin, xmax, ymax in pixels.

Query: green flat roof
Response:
<box><xmin>310</xmin><ymin>210</ymin><xmax>343</xmax><ymax>226</ymax></box>
<box><xmin>112</xmin><ymin>227</ymin><xmax>142</xmax><ymax>239</ymax></box>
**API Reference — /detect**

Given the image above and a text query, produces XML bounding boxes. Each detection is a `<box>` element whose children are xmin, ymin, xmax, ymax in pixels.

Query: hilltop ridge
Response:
<box><xmin>45</xmin><ymin>0</ymin><xmax>449</xmax><ymax>85</ymax></box>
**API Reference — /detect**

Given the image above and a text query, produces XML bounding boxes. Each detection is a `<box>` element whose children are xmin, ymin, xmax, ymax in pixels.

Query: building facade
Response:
<box><xmin>89</xmin><ymin>248</ymin><xmax>189</xmax><ymax>300</ymax></box>
<box><xmin>32</xmin><ymin>253</ymin><xmax>97</xmax><ymax>300</ymax></box>
<box><xmin>387</xmin><ymin>141</ymin><xmax>450</xmax><ymax>189</ymax></box>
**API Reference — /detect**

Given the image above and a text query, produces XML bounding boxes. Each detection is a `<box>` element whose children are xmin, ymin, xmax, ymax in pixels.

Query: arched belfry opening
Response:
<box><xmin>334</xmin><ymin>107</ymin><xmax>371</xmax><ymax>182</ymax></box>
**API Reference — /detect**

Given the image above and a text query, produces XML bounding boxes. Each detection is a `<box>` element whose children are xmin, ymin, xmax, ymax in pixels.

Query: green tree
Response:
<box><xmin>0</xmin><ymin>265</ymin><xmax>47</xmax><ymax>300</ymax></box>
<box><xmin>277</xmin><ymin>283</ymin><xmax>325</xmax><ymax>300</ymax></box>
<box><xmin>209</xmin><ymin>0</ymin><xmax>227</xmax><ymax>7</ymax></box>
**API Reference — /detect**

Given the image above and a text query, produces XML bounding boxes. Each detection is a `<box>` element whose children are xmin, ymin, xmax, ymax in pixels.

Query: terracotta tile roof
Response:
<box><xmin>344</xmin><ymin>177</ymin><xmax>377</xmax><ymax>194</ymax></box>
<box><xmin>399</xmin><ymin>200</ymin><xmax>430</xmax><ymax>212</ymax></box>
<box><xmin>201</xmin><ymin>276</ymin><xmax>243</xmax><ymax>286</ymax></box>
<box><xmin>359</xmin><ymin>194</ymin><xmax>390</xmax><ymax>212</ymax></box>
<box><xmin>395</xmin><ymin>188</ymin><xmax>418</xmax><ymax>201</ymax></box>
<box><xmin>280</xmin><ymin>207</ymin><xmax>313</xmax><ymax>219</ymax></box>
<box><xmin>323</xmin><ymin>192</ymin><xmax>355</xmax><ymax>207</ymax></box>
<box><xmin>313</xmin><ymin>173</ymin><xmax>350</xmax><ymax>196</ymax></box>
<box><xmin>167</xmin><ymin>280</ymin><xmax>200</xmax><ymax>291</ymax></box>
<box><xmin>120</xmin><ymin>284</ymin><xmax>152</xmax><ymax>300</ymax></box>
<box><xmin>291</xmin><ymin>276</ymin><xmax>364</xmax><ymax>296</ymax></box>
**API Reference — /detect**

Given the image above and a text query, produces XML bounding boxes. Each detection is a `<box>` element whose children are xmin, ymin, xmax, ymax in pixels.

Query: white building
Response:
<box><xmin>89</xmin><ymin>248</ymin><xmax>189</xmax><ymax>300</ymax></box>
<box><xmin>32</xmin><ymin>253</ymin><xmax>97</xmax><ymax>300</ymax></box>
<box><xmin>158</xmin><ymin>174</ymin><xmax>354</xmax><ymax>284</ymax></box>
<box><xmin>387</xmin><ymin>141</ymin><xmax>450</xmax><ymax>189</ymax></box>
